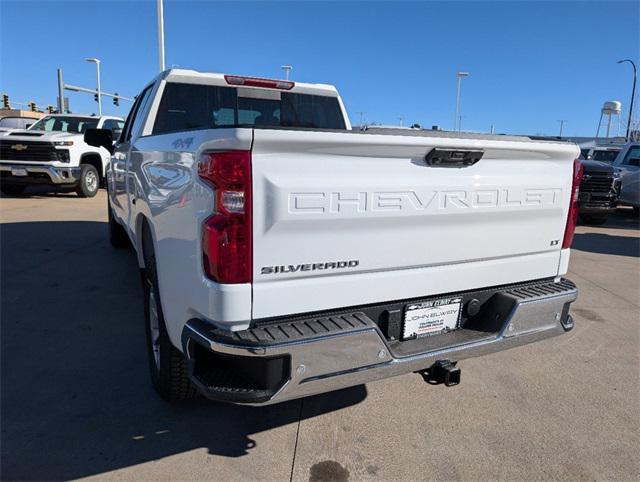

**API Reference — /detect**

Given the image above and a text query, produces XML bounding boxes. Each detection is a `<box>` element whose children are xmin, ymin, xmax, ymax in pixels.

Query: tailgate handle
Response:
<box><xmin>425</xmin><ymin>148</ymin><xmax>483</xmax><ymax>168</ymax></box>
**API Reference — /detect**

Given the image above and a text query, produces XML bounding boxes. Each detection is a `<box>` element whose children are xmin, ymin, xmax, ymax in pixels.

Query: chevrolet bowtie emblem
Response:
<box><xmin>11</xmin><ymin>144</ymin><xmax>28</xmax><ymax>151</ymax></box>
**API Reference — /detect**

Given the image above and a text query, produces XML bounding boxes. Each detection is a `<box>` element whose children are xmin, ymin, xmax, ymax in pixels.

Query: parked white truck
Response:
<box><xmin>0</xmin><ymin>114</ymin><xmax>123</xmax><ymax>197</ymax></box>
<box><xmin>85</xmin><ymin>69</ymin><xmax>581</xmax><ymax>404</ymax></box>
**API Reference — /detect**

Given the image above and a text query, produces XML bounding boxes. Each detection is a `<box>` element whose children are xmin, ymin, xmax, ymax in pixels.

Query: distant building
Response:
<box><xmin>0</xmin><ymin>108</ymin><xmax>45</xmax><ymax>121</ymax></box>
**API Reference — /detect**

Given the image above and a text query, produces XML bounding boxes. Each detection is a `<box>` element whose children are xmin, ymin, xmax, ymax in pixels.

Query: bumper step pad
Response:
<box><xmin>187</xmin><ymin>312</ymin><xmax>375</xmax><ymax>349</ymax></box>
<box><xmin>505</xmin><ymin>278</ymin><xmax>576</xmax><ymax>301</ymax></box>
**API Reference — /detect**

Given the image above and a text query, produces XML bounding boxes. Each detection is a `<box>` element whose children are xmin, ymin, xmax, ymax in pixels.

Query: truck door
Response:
<box><xmin>112</xmin><ymin>85</ymin><xmax>155</xmax><ymax>230</ymax></box>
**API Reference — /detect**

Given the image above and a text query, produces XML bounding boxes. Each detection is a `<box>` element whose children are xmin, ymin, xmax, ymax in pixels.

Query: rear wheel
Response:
<box><xmin>580</xmin><ymin>214</ymin><xmax>608</xmax><ymax>225</ymax></box>
<box><xmin>143</xmin><ymin>229</ymin><xmax>198</xmax><ymax>402</ymax></box>
<box><xmin>76</xmin><ymin>164</ymin><xmax>99</xmax><ymax>198</ymax></box>
<box><xmin>0</xmin><ymin>184</ymin><xmax>26</xmax><ymax>196</ymax></box>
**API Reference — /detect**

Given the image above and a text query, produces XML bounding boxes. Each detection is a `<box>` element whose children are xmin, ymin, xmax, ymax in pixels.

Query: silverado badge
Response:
<box><xmin>11</xmin><ymin>144</ymin><xmax>28</xmax><ymax>151</ymax></box>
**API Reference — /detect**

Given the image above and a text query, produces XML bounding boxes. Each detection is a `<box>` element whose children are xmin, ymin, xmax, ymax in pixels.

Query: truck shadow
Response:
<box><xmin>0</xmin><ymin>220</ymin><xmax>367</xmax><ymax>480</ymax></box>
<box><xmin>579</xmin><ymin>208</ymin><xmax>640</xmax><ymax>231</ymax></box>
<box><xmin>572</xmin><ymin>232</ymin><xmax>640</xmax><ymax>258</ymax></box>
<box><xmin>0</xmin><ymin>185</ymin><xmax>84</xmax><ymax>199</ymax></box>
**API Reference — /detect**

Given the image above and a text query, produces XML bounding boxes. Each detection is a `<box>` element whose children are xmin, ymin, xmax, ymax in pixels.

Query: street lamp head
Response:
<box><xmin>84</xmin><ymin>57</ymin><xmax>100</xmax><ymax>64</ymax></box>
<box><xmin>281</xmin><ymin>65</ymin><xmax>293</xmax><ymax>80</ymax></box>
<box><xmin>616</xmin><ymin>59</ymin><xmax>637</xmax><ymax>140</ymax></box>
<box><xmin>617</xmin><ymin>59</ymin><xmax>636</xmax><ymax>68</ymax></box>
<box><xmin>457</xmin><ymin>71</ymin><xmax>470</xmax><ymax>77</ymax></box>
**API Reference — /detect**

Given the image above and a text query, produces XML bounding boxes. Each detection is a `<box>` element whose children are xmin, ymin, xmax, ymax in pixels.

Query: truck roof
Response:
<box><xmin>43</xmin><ymin>114</ymin><xmax>123</xmax><ymax>121</ymax></box>
<box><xmin>162</xmin><ymin>68</ymin><xmax>340</xmax><ymax>97</ymax></box>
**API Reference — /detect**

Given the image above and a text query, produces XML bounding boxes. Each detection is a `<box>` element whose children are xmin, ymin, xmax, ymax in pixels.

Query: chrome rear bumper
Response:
<box><xmin>183</xmin><ymin>278</ymin><xmax>577</xmax><ymax>405</ymax></box>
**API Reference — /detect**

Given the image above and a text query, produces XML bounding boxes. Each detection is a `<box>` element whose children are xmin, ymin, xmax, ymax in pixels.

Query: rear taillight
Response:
<box><xmin>224</xmin><ymin>75</ymin><xmax>294</xmax><ymax>90</ymax></box>
<box><xmin>198</xmin><ymin>151</ymin><xmax>252</xmax><ymax>283</ymax></box>
<box><xmin>562</xmin><ymin>159</ymin><xmax>584</xmax><ymax>249</ymax></box>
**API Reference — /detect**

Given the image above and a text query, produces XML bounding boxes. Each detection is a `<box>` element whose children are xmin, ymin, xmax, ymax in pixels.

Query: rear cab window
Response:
<box><xmin>152</xmin><ymin>82</ymin><xmax>347</xmax><ymax>135</ymax></box>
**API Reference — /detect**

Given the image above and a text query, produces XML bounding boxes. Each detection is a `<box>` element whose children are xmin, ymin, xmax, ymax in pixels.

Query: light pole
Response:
<box><xmin>557</xmin><ymin>119</ymin><xmax>567</xmax><ymax>137</ymax></box>
<box><xmin>281</xmin><ymin>65</ymin><xmax>292</xmax><ymax>80</ymax></box>
<box><xmin>454</xmin><ymin>71</ymin><xmax>469</xmax><ymax>131</ymax></box>
<box><xmin>398</xmin><ymin>116</ymin><xmax>404</xmax><ymax>127</ymax></box>
<box><xmin>157</xmin><ymin>0</ymin><xmax>165</xmax><ymax>71</ymax></box>
<box><xmin>57</xmin><ymin>68</ymin><xmax>65</xmax><ymax>114</ymax></box>
<box><xmin>84</xmin><ymin>58</ymin><xmax>101</xmax><ymax>115</ymax></box>
<box><xmin>617</xmin><ymin>59</ymin><xmax>637</xmax><ymax>140</ymax></box>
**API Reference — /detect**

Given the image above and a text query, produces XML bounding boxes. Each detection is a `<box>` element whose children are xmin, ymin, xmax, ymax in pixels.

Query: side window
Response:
<box><xmin>622</xmin><ymin>146</ymin><xmax>640</xmax><ymax>167</ymax></box>
<box><xmin>113</xmin><ymin>120</ymin><xmax>124</xmax><ymax>140</ymax></box>
<box><xmin>128</xmin><ymin>87</ymin><xmax>154</xmax><ymax>140</ymax></box>
<box><xmin>103</xmin><ymin>119</ymin><xmax>124</xmax><ymax>140</ymax></box>
<box><xmin>121</xmin><ymin>85</ymin><xmax>153</xmax><ymax>142</ymax></box>
<box><xmin>120</xmin><ymin>97</ymin><xmax>142</xmax><ymax>143</ymax></box>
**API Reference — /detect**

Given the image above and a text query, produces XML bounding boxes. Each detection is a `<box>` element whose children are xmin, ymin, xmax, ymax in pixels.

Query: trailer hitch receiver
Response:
<box><xmin>423</xmin><ymin>360</ymin><xmax>461</xmax><ymax>386</ymax></box>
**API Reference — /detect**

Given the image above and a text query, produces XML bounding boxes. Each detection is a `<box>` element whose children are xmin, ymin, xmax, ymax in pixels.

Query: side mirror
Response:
<box><xmin>84</xmin><ymin>128</ymin><xmax>114</xmax><ymax>154</ymax></box>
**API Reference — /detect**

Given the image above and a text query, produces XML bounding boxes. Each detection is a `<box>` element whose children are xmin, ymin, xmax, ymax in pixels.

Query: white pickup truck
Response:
<box><xmin>86</xmin><ymin>69</ymin><xmax>580</xmax><ymax>404</ymax></box>
<box><xmin>0</xmin><ymin>114</ymin><xmax>123</xmax><ymax>197</ymax></box>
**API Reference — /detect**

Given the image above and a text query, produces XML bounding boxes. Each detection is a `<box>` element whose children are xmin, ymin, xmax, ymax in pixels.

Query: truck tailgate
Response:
<box><xmin>250</xmin><ymin>129</ymin><xmax>578</xmax><ymax>320</ymax></box>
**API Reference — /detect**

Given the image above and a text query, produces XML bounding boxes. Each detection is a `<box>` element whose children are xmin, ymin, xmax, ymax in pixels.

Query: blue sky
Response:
<box><xmin>1</xmin><ymin>1</ymin><xmax>638</xmax><ymax>136</ymax></box>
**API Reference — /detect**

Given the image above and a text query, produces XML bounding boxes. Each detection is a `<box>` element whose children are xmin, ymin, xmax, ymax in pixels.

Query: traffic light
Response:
<box><xmin>28</xmin><ymin>101</ymin><xmax>36</xmax><ymax>112</ymax></box>
<box><xmin>113</xmin><ymin>93</ymin><xmax>119</xmax><ymax>107</ymax></box>
<box><xmin>47</xmin><ymin>105</ymin><xmax>54</xmax><ymax>114</ymax></box>
<box><xmin>1</xmin><ymin>93</ymin><xmax>8</xmax><ymax>109</ymax></box>
<box><xmin>94</xmin><ymin>93</ymin><xmax>98</xmax><ymax>102</ymax></box>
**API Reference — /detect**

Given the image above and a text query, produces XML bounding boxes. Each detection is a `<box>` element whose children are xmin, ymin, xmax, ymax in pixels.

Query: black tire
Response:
<box><xmin>108</xmin><ymin>200</ymin><xmax>130</xmax><ymax>248</ymax></box>
<box><xmin>0</xmin><ymin>184</ymin><xmax>27</xmax><ymax>196</ymax></box>
<box><xmin>579</xmin><ymin>214</ymin><xmax>608</xmax><ymax>225</ymax></box>
<box><xmin>76</xmin><ymin>164</ymin><xmax>100</xmax><ymax>198</ymax></box>
<box><xmin>142</xmin><ymin>228</ymin><xmax>198</xmax><ymax>402</ymax></box>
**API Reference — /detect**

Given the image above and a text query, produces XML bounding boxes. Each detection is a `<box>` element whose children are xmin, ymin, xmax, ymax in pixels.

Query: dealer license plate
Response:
<box><xmin>11</xmin><ymin>168</ymin><xmax>28</xmax><ymax>176</ymax></box>
<box><xmin>402</xmin><ymin>298</ymin><xmax>462</xmax><ymax>340</ymax></box>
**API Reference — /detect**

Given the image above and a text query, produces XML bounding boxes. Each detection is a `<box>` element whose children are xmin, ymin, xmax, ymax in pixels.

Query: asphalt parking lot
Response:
<box><xmin>1</xmin><ymin>190</ymin><xmax>638</xmax><ymax>481</ymax></box>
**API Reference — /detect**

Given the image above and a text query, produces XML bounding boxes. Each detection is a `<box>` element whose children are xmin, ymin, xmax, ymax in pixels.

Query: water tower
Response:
<box><xmin>596</xmin><ymin>101</ymin><xmax>622</xmax><ymax>137</ymax></box>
